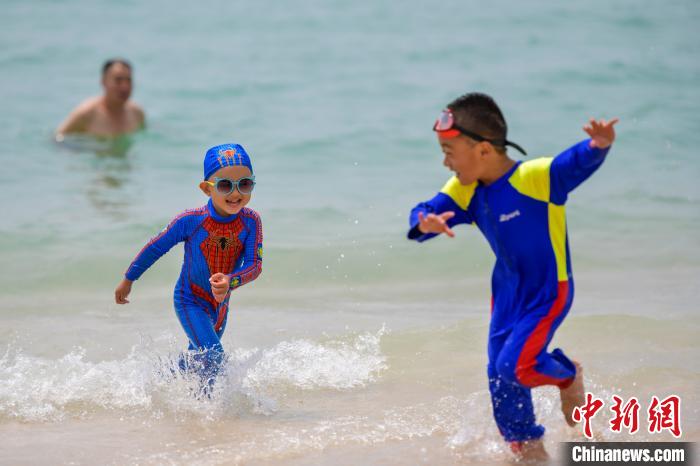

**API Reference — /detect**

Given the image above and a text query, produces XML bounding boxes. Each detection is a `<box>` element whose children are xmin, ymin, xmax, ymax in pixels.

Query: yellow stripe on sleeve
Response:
<box><xmin>548</xmin><ymin>203</ymin><xmax>568</xmax><ymax>281</ymax></box>
<box><xmin>508</xmin><ymin>158</ymin><xmax>553</xmax><ymax>203</ymax></box>
<box><xmin>439</xmin><ymin>176</ymin><xmax>477</xmax><ymax>211</ymax></box>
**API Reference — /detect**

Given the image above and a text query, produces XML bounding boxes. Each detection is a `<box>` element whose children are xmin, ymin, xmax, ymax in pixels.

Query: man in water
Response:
<box><xmin>56</xmin><ymin>59</ymin><xmax>145</xmax><ymax>140</ymax></box>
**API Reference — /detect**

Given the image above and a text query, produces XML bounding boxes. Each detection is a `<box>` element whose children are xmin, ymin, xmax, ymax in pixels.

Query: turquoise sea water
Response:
<box><xmin>1</xmin><ymin>1</ymin><xmax>699</xmax><ymax>464</ymax></box>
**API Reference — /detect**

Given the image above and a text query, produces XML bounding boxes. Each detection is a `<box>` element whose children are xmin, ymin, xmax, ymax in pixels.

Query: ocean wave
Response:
<box><xmin>0</xmin><ymin>328</ymin><xmax>387</xmax><ymax>423</ymax></box>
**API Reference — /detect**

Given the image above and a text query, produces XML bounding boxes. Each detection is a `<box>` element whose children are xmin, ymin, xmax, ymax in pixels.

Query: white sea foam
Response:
<box><xmin>134</xmin><ymin>395</ymin><xmax>500</xmax><ymax>465</ymax></box>
<box><xmin>0</xmin><ymin>328</ymin><xmax>387</xmax><ymax>422</ymax></box>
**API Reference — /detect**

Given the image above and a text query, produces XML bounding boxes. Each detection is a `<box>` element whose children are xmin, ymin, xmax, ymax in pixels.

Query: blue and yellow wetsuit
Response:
<box><xmin>125</xmin><ymin>199</ymin><xmax>263</xmax><ymax>379</ymax></box>
<box><xmin>408</xmin><ymin>139</ymin><xmax>609</xmax><ymax>442</ymax></box>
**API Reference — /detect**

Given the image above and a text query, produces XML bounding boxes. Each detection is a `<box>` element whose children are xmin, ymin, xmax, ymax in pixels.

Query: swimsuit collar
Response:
<box><xmin>207</xmin><ymin>199</ymin><xmax>239</xmax><ymax>223</ymax></box>
<box><xmin>481</xmin><ymin>161</ymin><xmax>521</xmax><ymax>189</ymax></box>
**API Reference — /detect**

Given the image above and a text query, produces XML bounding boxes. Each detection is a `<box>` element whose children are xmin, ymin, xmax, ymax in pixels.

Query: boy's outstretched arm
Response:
<box><xmin>408</xmin><ymin>177</ymin><xmax>475</xmax><ymax>242</ymax></box>
<box><xmin>116</xmin><ymin>212</ymin><xmax>192</xmax><ymax>304</ymax></box>
<box><xmin>417</xmin><ymin>211</ymin><xmax>457</xmax><ymax>237</ymax></box>
<box><xmin>585</xmin><ymin>118</ymin><xmax>618</xmax><ymax>150</ymax></box>
<box><xmin>115</xmin><ymin>278</ymin><xmax>132</xmax><ymax>304</ymax></box>
<box><xmin>124</xmin><ymin>213</ymin><xmax>192</xmax><ymax>281</ymax></box>
<box><xmin>549</xmin><ymin>118</ymin><xmax>619</xmax><ymax>204</ymax></box>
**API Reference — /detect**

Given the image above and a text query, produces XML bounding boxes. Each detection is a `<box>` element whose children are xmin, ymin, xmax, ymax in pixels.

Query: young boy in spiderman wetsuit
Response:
<box><xmin>407</xmin><ymin>93</ymin><xmax>618</xmax><ymax>461</ymax></box>
<box><xmin>115</xmin><ymin>143</ymin><xmax>263</xmax><ymax>388</ymax></box>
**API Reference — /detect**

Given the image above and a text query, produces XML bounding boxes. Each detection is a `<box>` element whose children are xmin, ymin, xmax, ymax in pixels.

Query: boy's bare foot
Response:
<box><xmin>560</xmin><ymin>361</ymin><xmax>585</xmax><ymax>427</ymax></box>
<box><xmin>510</xmin><ymin>439</ymin><xmax>549</xmax><ymax>463</ymax></box>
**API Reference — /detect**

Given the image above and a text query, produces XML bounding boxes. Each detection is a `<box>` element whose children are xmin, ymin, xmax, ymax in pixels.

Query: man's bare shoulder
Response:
<box><xmin>56</xmin><ymin>96</ymin><xmax>100</xmax><ymax>135</ymax></box>
<box><xmin>129</xmin><ymin>101</ymin><xmax>145</xmax><ymax>116</ymax></box>
<box><xmin>72</xmin><ymin>96</ymin><xmax>102</xmax><ymax>117</ymax></box>
<box><xmin>126</xmin><ymin>101</ymin><xmax>145</xmax><ymax>122</ymax></box>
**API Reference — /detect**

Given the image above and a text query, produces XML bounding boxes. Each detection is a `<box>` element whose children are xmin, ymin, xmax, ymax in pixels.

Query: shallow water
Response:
<box><xmin>1</xmin><ymin>0</ymin><xmax>699</xmax><ymax>464</ymax></box>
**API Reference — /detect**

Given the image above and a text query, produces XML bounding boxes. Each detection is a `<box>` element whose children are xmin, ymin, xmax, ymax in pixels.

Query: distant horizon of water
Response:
<box><xmin>1</xmin><ymin>0</ymin><xmax>698</xmax><ymax>464</ymax></box>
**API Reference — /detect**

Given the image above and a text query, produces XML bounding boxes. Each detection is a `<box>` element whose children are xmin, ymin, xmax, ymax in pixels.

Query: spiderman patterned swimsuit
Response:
<box><xmin>408</xmin><ymin>139</ymin><xmax>609</xmax><ymax>442</ymax></box>
<box><xmin>125</xmin><ymin>199</ymin><xmax>263</xmax><ymax>377</ymax></box>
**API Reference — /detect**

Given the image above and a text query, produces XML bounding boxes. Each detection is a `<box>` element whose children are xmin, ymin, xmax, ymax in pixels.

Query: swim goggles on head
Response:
<box><xmin>433</xmin><ymin>109</ymin><xmax>527</xmax><ymax>155</ymax></box>
<box><xmin>206</xmin><ymin>176</ymin><xmax>256</xmax><ymax>195</ymax></box>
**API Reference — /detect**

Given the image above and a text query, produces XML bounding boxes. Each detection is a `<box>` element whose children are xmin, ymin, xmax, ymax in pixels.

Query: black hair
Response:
<box><xmin>102</xmin><ymin>58</ymin><xmax>132</xmax><ymax>76</ymax></box>
<box><xmin>447</xmin><ymin>92</ymin><xmax>508</xmax><ymax>151</ymax></box>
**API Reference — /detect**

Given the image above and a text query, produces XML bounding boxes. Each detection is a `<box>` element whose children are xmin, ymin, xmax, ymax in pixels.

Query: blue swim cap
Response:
<box><xmin>203</xmin><ymin>143</ymin><xmax>253</xmax><ymax>180</ymax></box>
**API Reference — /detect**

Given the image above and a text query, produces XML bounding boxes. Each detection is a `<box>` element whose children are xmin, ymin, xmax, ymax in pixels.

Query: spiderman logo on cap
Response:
<box><xmin>218</xmin><ymin>148</ymin><xmax>241</xmax><ymax>166</ymax></box>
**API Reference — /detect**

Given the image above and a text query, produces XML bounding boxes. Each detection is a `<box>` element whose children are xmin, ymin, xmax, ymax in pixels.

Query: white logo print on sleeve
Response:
<box><xmin>499</xmin><ymin>210</ymin><xmax>521</xmax><ymax>223</ymax></box>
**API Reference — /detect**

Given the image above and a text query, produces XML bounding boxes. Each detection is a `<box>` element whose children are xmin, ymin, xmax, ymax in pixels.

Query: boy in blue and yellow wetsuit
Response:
<box><xmin>115</xmin><ymin>143</ymin><xmax>263</xmax><ymax>388</ymax></box>
<box><xmin>407</xmin><ymin>93</ymin><xmax>618</xmax><ymax>460</ymax></box>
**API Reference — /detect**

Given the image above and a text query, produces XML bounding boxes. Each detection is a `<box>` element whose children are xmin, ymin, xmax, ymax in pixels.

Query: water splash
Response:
<box><xmin>0</xmin><ymin>328</ymin><xmax>387</xmax><ymax>423</ymax></box>
<box><xmin>241</xmin><ymin>326</ymin><xmax>387</xmax><ymax>391</ymax></box>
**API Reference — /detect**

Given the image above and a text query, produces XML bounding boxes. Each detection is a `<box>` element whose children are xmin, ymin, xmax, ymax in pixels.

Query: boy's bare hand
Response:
<box><xmin>115</xmin><ymin>279</ymin><xmax>133</xmax><ymax>304</ymax></box>
<box><xmin>209</xmin><ymin>273</ymin><xmax>231</xmax><ymax>303</ymax></box>
<box><xmin>584</xmin><ymin>118</ymin><xmax>619</xmax><ymax>149</ymax></box>
<box><xmin>417</xmin><ymin>211</ymin><xmax>456</xmax><ymax>237</ymax></box>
